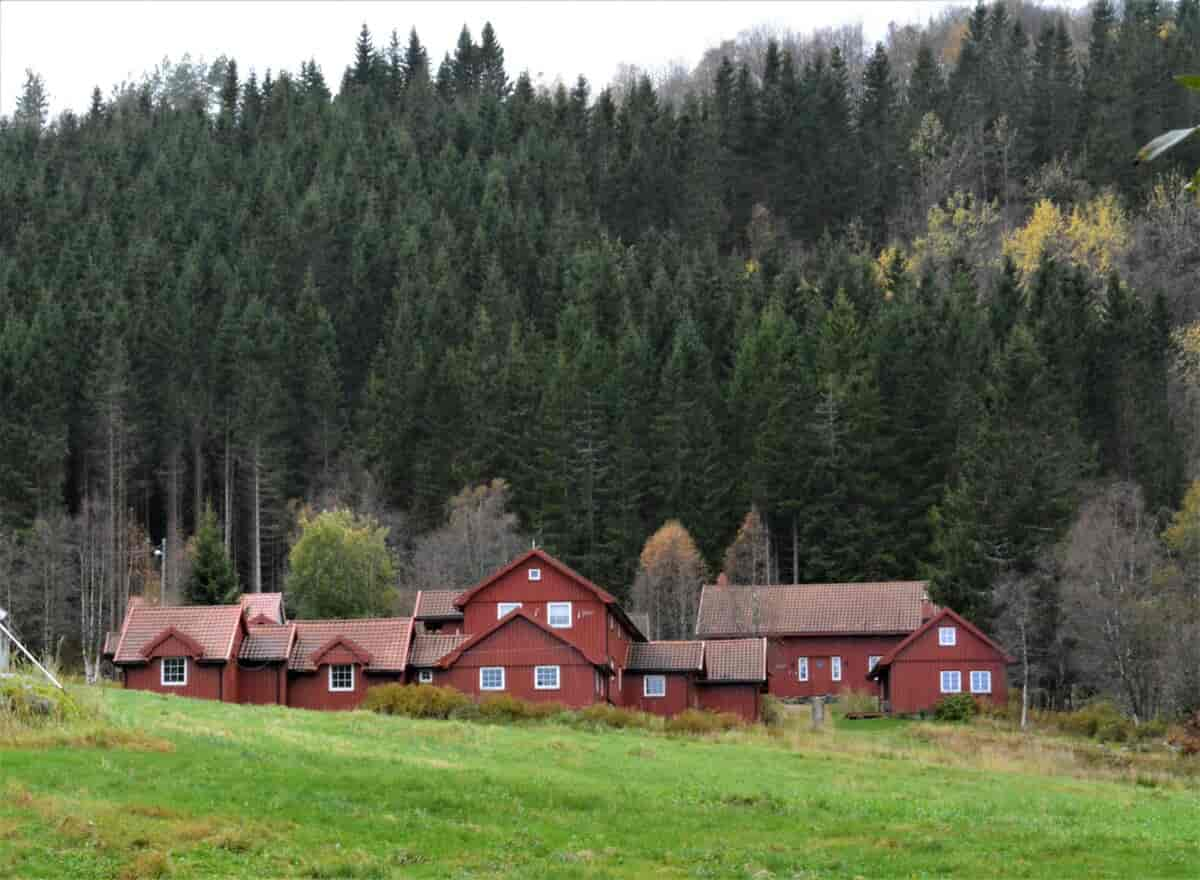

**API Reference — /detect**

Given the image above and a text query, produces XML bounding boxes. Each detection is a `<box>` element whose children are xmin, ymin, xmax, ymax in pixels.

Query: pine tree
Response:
<box><xmin>186</xmin><ymin>501</ymin><xmax>239</xmax><ymax>604</ymax></box>
<box><xmin>477</xmin><ymin>22</ymin><xmax>509</xmax><ymax>99</ymax></box>
<box><xmin>858</xmin><ymin>43</ymin><xmax>899</xmax><ymax>243</ymax></box>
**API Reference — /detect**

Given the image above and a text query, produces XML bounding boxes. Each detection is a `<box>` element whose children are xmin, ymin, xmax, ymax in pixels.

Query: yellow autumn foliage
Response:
<box><xmin>1002</xmin><ymin>192</ymin><xmax>1130</xmax><ymax>287</ymax></box>
<box><xmin>1002</xmin><ymin>198</ymin><xmax>1063</xmax><ymax>281</ymax></box>
<box><xmin>906</xmin><ymin>191</ymin><xmax>999</xmax><ymax>276</ymax></box>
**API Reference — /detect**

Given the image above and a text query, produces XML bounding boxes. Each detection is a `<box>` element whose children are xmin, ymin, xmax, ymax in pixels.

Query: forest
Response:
<box><xmin>3</xmin><ymin>0</ymin><xmax>1200</xmax><ymax>716</ymax></box>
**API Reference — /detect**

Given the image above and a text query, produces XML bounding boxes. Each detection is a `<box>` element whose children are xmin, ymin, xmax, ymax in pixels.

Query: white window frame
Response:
<box><xmin>480</xmin><ymin>666</ymin><xmax>505</xmax><ymax>691</ymax></box>
<box><xmin>970</xmin><ymin>670</ymin><xmax>992</xmax><ymax>694</ymax></box>
<box><xmin>643</xmin><ymin>674</ymin><xmax>666</xmax><ymax>698</ymax></box>
<box><xmin>798</xmin><ymin>656</ymin><xmax>809</xmax><ymax>682</ymax></box>
<box><xmin>940</xmin><ymin>670</ymin><xmax>962</xmax><ymax>694</ymax></box>
<box><xmin>418</xmin><ymin>669</ymin><xmax>434</xmax><ymax>684</ymax></box>
<box><xmin>497</xmin><ymin>602</ymin><xmax>522</xmax><ymax>619</ymax></box>
<box><xmin>868</xmin><ymin>655</ymin><xmax>881</xmax><ymax>673</ymax></box>
<box><xmin>938</xmin><ymin>626</ymin><xmax>957</xmax><ymax>646</ymax></box>
<box><xmin>528</xmin><ymin>567</ymin><xmax>542</xmax><ymax>581</ymax></box>
<box><xmin>534</xmin><ymin>665</ymin><xmax>561</xmax><ymax>690</ymax></box>
<box><xmin>329</xmin><ymin>664</ymin><xmax>355</xmax><ymax>692</ymax></box>
<box><xmin>161</xmin><ymin>656</ymin><xmax>187</xmax><ymax>687</ymax></box>
<box><xmin>831</xmin><ymin>656</ymin><xmax>843</xmax><ymax>682</ymax></box>
<box><xmin>547</xmin><ymin>601</ymin><xmax>572</xmax><ymax>629</ymax></box>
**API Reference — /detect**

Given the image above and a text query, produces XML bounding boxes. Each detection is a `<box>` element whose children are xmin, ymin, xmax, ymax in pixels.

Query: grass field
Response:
<box><xmin>2</xmin><ymin>687</ymin><xmax>1199</xmax><ymax>879</ymax></box>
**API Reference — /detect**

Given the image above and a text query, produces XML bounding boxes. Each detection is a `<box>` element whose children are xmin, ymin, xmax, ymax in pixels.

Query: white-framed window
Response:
<box><xmin>418</xmin><ymin>669</ymin><xmax>434</xmax><ymax>684</ymax></box>
<box><xmin>329</xmin><ymin>664</ymin><xmax>355</xmax><ymax>692</ymax></box>
<box><xmin>535</xmin><ymin>665</ymin><xmax>560</xmax><ymax>690</ymax></box>
<box><xmin>547</xmin><ymin>602</ymin><xmax>572</xmax><ymax>628</ymax></box>
<box><xmin>938</xmin><ymin>626</ymin><xmax>957</xmax><ymax>646</ymax></box>
<box><xmin>480</xmin><ymin>667</ymin><xmax>505</xmax><ymax>691</ymax></box>
<box><xmin>497</xmin><ymin>602</ymin><xmax>522</xmax><ymax>619</ymax></box>
<box><xmin>643</xmin><ymin>674</ymin><xmax>666</xmax><ymax>697</ymax></box>
<box><xmin>940</xmin><ymin>670</ymin><xmax>962</xmax><ymax>693</ymax></box>
<box><xmin>528</xmin><ymin>567</ymin><xmax>542</xmax><ymax>581</ymax></box>
<box><xmin>868</xmin><ymin>655</ymin><xmax>882</xmax><ymax>673</ymax></box>
<box><xmin>594</xmin><ymin>669</ymin><xmax>603</xmax><ymax>695</ymax></box>
<box><xmin>970</xmin><ymin>670</ymin><xmax>992</xmax><ymax>694</ymax></box>
<box><xmin>798</xmin><ymin>657</ymin><xmax>809</xmax><ymax>682</ymax></box>
<box><xmin>161</xmin><ymin>657</ymin><xmax>187</xmax><ymax>687</ymax></box>
<box><xmin>831</xmin><ymin>656</ymin><xmax>843</xmax><ymax>682</ymax></box>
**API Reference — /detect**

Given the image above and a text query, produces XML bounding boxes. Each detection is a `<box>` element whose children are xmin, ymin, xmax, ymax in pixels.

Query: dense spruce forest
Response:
<box><xmin>5</xmin><ymin>0</ymin><xmax>1200</xmax><ymax>712</ymax></box>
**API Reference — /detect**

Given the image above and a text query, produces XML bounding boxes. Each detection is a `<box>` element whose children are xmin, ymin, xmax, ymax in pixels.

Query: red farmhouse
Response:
<box><xmin>696</xmin><ymin>580</ymin><xmax>1011</xmax><ymax>714</ymax></box>
<box><xmin>112</xmin><ymin>549</ymin><xmax>769</xmax><ymax>720</ymax></box>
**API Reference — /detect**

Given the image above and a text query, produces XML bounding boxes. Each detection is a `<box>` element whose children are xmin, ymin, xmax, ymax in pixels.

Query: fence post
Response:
<box><xmin>811</xmin><ymin>695</ymin><xmax>825</xmax><ymax>729</ymax></box>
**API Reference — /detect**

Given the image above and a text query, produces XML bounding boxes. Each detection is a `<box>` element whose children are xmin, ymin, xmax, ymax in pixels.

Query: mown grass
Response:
<box><xmin>2</xmin><ymin>687</ymin><xmax>1199</xmax><ymax>879</ymax></box>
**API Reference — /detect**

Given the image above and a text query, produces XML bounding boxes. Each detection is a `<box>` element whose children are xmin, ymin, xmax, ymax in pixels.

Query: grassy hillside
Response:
<box><xmin>2</xmin><ymin>688</ymin><xmax>1199</xmax><ymax>879</ymax></box>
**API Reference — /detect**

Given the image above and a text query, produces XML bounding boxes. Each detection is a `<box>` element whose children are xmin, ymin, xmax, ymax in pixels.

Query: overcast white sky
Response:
<box><xmin>0</xmin><ymin>1</ymin><xmax>989</xmax><ymax>117</ymax></box>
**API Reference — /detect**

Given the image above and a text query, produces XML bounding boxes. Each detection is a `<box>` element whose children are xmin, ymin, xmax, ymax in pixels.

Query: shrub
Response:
<box><xmin>1168</xmin><ymin>710</ymin><xmax>1200</xmax><ymax>756</ymax></box>
<box><xmin>664</xmin><ymin>709</ymin><xmax>743</xmax><ymax>735</ymax></box>
<box><xmin>759</xmin><ymin>694</ymin><xmax>787</xmax><ymax>728</ymax></box>
<box><xmin>361</xmin><ymin>684</ymin><xmax>471</xmax><ymax>719</ymax></box>
<box><xmin>0</xmin><ymin>678</ymin><xmax>87</xmax><ymax>726</ymax></box>
<box><xmin>1055</xmin><ymin>700</ymin><xmax>1128</xmax><ymax>740</ymax></box>
<box><xmin>933</xmin><ymin>693</ymin><xmax>978</xmax><ymax>723</ymax></box>
<box><xmin>576</xmin><ymin>703</ymin><xmax>658</xmax><ymax>731</ymax></box>
<box><xmin>838</xmin><ymin>688</ymin><xmax>880</xmax><ymax>715</ymax></box>
<box><xmin>477</xmin><ymin>694</ymin><xmax>566</xmax><ymax>722</ymax></box>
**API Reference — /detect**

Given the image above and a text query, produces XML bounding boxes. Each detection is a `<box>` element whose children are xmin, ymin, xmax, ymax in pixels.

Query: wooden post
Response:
<box><xmin>0</xmin><ymin>608</ymin><xmax>8</xmax><ymax>673</ymax></box>
<box><xmin>811</xmin><ymin>695</ymin><xmax>825</xmax><ymax>730</ymax></box>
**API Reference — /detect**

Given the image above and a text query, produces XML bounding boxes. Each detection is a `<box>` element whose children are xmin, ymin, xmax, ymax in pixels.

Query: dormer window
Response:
<box><xmin>938</xmin><ymin>626</ymin><xmax>957</xmax><ymax>646</ymax></box>
<box><xmin>161</xmin><ymin>657</ymin><xmax>187</xmax><ymax>687</ymax></box>
<box><xmin>528</xmin><ymin>568</ymin><xmax>542</xmax><ymax>581</ymax></box>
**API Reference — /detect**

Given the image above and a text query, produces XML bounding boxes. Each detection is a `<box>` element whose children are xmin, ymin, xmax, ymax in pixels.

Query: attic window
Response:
<box><xmin>329</xmin><ymin>664</ymin><xmax>355</xmax><ymax>692</ymax></box>
<box><xmin>161</xmin><ymin>657</ymin><xmax>187</xmax><ymax>687</ymax></box>
<box><xmin>497</xmin><ymin>602</ymin><xmax>522</xmax><ymax>619</ymax></box>
<box><xmin>528</xmin><ymin>568</ymin><xmax>542</xmax><ymax>581</ymax></box>
<box><xmin>938</xmin><ymin>626</ymin><xmax>957</xmax><ymax>646</ymax></box>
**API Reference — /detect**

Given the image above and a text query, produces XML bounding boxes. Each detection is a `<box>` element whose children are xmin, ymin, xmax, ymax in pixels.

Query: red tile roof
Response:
<box><xmin>695</xmin><ymin>582</ymin><xmax>930</xmax><ymax>637</ymax></box>
<box><xmin>413</xmin><ymin>590</ymin><xmax>464</xmax><ymax>620</ymax></box>
<box><xmin>113</xmin><ymin>604</ymin><xmax>244</xmax><ymax>665</ymax></box>
<box><xmin>703</xmin><ymin>638</ymin><xmax>767</xmax><ymax>683</ymax></box>
<box><xmin>240</xmin><ymin>593</ymin><xmax>285</xmax><ymax>624</ymax></box>
<box><xmin>437</xmin><ymin>608</ymin><xmax>608</xmax><ymax>669</ymax></box>
<box><xmin>288</xmin><ymin>619</ymin><xmax>413</xmax><ymax>672</ymax></box>
<box><xmin>409</xmin><ymin>633</ymin><xmax>468</xmax><ymax>667</ymax></box>
<box><xmin>239</xmin><ymin>624</ymin><xmax>296</xmax><ymax>662</ymax></box>
<box><xmin>626</xmin><ymin>641</ymin><xmax>704</xmax><ymax>672</ymax></box>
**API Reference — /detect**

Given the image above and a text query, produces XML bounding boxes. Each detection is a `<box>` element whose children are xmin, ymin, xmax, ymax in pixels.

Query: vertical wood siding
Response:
<box><xmin>763</xmin><ymin>635</ymin><xmax>903</xmax><ymax>699</ymax></box>
<box><xmin>884</xmin><ymin>620</ymin><xmax>1009</xmax><ymax>713</ymax></box>
<box><xmin>697</xmin><ymin>684</ymin><xmax>761</xmax><ymax>722</ymax></box>
<box><xmin>238</xmin><ymin>664</ymin><xmax>285</xmax><ymax>705</ymax></box>
<box><xmin>124</xmin><ymin>659</ymin><xmax>223</xmax><ymax>701</ymax></box>
<box><xmin>620</xmin><ymin>672</ymin><xmax>695</xmax><ymax>716</ymax></box>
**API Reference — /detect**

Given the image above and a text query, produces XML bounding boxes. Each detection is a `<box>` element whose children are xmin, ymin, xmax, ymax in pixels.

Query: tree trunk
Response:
<box><xmin>223</xmin><ymin>423</ymin><xmax>233</xmax><ymax>554</ymax></box>
<box><xmin>252</xmin><ymin>439</ymin><xmax>262</xmax><ymax>594</ymax></box>
<box><xmin>792</xmin><ymin>514</ymin><xmax>799</xmax><ymax>585</ymax></box>
<box><xmin>166</xmin><ymin>443</ymin><xmax>182</xmax><ymax>604</ymax></box>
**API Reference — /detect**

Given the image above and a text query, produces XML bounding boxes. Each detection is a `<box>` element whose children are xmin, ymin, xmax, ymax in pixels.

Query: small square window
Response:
<box><xmin>329</xmin><ymin>664</ymin><xmax>355</xmax><ymax>692</ymax></box>
<box><xmin>868</xmin><ymin>655</ymin><xmax>882</xmax><ymax>673</ymax></box>
<box><xmin>798</xmin><ymin>657</ymin><xmax>809</xmax><ymax>682</ymax></box>
<box><xmin>480</xmin><ymin>667</ymin><xmax>505</xmax><ymax>691</ymax></box>
<box><xmin>528</xmin><ymin>568</ymin><xmax>542</xmax><ymax>581</ymax></box>
<box><xmin>970</xmin><ymin>670</ymin><xmax>992</xmax><ymax>694</ymax></box>
<box><xmin>831</xmin><ymin>656</ymin><xmax>843</xmax><ymax>681</ymax></box>
<box><xmin>939</xmin><ymin>626</ymin><xmax>957</xmax><ymax>646</ymax></box>
<box><xmin>497</xmin><ymin>602</ymin><xmax>522</xmax><ymax>619</ymax></box>
<box><xmin>418</xmin><ymin>669</ymin><xmax>434</xmax><ymax>684</ymax></box>
<box><xmin>940</xmin><ymin>670</ymin><xmax>962</xmax><ymax>693</ymax></box>
<box><xmin>644</xmin><ymin>674</ymin><xmax>666</xmax><ymax>698</ymax></box>
<box><xmin>161</xmin><ymin>657</ymin><xmax>187</xmax><ymax>687</ymax></box>
<box><xmin>547</xmin><ymin>602</ymin><xmax>572</xmax><ymax>628</ymax></box>
<box><xmin>535</xmin><ymin>665</ymin><xmax>560</xmax><ymax>690</ymax></box>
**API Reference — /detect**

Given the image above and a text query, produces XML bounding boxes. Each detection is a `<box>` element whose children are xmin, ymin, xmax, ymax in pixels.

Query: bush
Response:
<box><xmin>1056</xmin><ymin>700</ymin><xmax>1129</xmax><ymax>740</ymax></box>
<box><xmin>933</xmin><ymin>693</ymin><xmax>978</xmax><ymax>723</ymax></box>
<box><xmin>576</xmin><ymin>703</ymin><xmax>659</xmax><ymax>731</ymax></box>
<box><xmin>361</xmin><ymin>684</ymin><xmax>471</xmax><ymax>719</ymax></box>
<box><xmin>1168</xmin><ymin>710</ymin><xmax>1200</xmax><ymax>756</ymax></box>
<box><xmin>664</xmin><ymin>709</ymin><xmax>743</xmax><ymax>735</ymax></box>
<box><xmin>759</xmin><ymin>695</ymin><xmax>787</xmax><ymax>728</ymax></box>
<box><xmin>0</xmin><ymin>678</ymin><xmax>86</xmax><ymax>725</ymax></box>
<box><xmin>477</xmin><ymin>694</ymin><xmax>566</xmax><ymax>722</ymax></box>
<box><xmin>837</xmin><ymin>688</ymin><xmax>880</xmax><ymax>715</ymax></box>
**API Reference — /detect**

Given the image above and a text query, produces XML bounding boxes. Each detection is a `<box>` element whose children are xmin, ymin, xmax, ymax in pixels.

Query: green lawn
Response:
<box><xmin>2</xmin><ymin>688</ymin><xmax>1198</xmax><ymax>879</ymax></box>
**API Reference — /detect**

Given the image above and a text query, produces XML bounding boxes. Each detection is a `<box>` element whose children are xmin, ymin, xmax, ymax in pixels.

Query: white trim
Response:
<box><xmin>547</xmin><ymin>601</ymin><xmax>572</xmax><ymax>629</ymax></box>
<box><xmin>534</xmin><ymin>665</ymin><xmax>560</xmax><ymax>690</ymax></box>
<box><xmin>868</xmin><ymin>655</ymin><xmax>881</xmax><ymax>673</ymax></box>
<box><xmin>161</xmin><ymin>656</ymin><xmax>187</xmax><ymax>687</ymax></box>
<box><xmin>938</xmin><ymin>626</ymin><xmax>957</xmax><ymax>646</ymax></box>
<box><xmin>831</xmin><ymin>656</ymin><xmax>842</xmax><ymax>682</ymax></box>
<box><xmin>643</xmin><ymin>674</ymin><xmax>666</xmax><ymax>698</ymax></box>
<box><xmin>497</xmin><ymin>602</ymin><xmax>522</xmax><ymax>619</ymax></box>
<box><xmin>798</xmin><ymin>656</ymin><xmax>809</xmax><ymax>682</ymax></box>
<box><xmin>528</xmin><ymin>567</ymin><xmax>542</xmax><ymax>581</ymax></box>
<box><xmin>940</xmin><ymin>670</ymin><xmax>962</xmax><ymax>694</ymax></box>
<box><xmin>329</xmin><ymin>664</ymin><xmax>355</xmax><ymax>692</ymax></box>
<box><xmin>418</xmin><ymin>669</ymin><xmax>434</xmax><ymax>684</ymax></box>
<box><xmin>970</xmin><ymin>670</ymin><xmax>992</xmax><ymax>694</ymax></box>
<box><xmin>480</xmin><ymin>666</ymin><xmax>505</xmax><ymax>691</ymax></box>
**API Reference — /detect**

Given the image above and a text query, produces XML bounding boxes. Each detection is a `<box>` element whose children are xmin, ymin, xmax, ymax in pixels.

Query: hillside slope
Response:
<box><xmin>2</xmin><ymin>689</ymin><xmax>1198</xmax><ymax>878</ymax></box>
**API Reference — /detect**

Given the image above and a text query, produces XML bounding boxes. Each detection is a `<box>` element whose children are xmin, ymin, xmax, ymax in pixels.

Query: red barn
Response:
<box><xmin>869</xmin><ymin>608</ymin><xmax>1013</xmax><ymax>714</ymax></box>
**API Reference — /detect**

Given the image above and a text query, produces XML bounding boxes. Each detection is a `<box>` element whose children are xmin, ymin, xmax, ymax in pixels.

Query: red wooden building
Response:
<box><xmin>696</xmin><ymin>580</ymin><xmax>1011</xmax><ymax>714</ymax></box>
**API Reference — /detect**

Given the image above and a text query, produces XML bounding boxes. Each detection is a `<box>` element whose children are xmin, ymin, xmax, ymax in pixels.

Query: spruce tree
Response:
<box><xmin>186</xmin><ymin>501</ymin><xmax>239</xmax><ymax>604</ymax></box>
